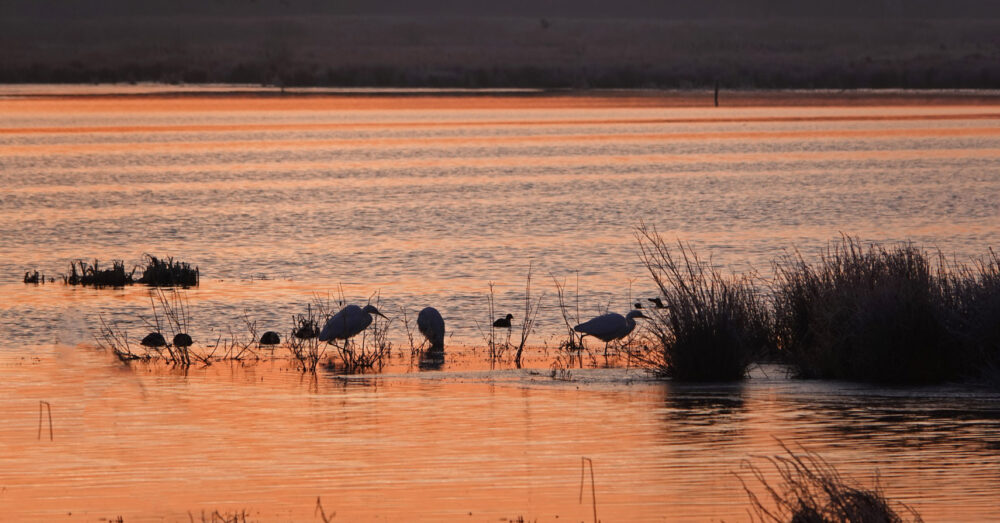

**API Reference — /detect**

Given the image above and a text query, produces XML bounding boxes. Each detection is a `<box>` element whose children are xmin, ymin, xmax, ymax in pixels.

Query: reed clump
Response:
<box><xmin>635</xmin><ymin>224</ymin><xmax>773</xmax><ymax>381</ymax></box>
<box><xmin>63</xmin><ymin>259</ymin><xmax>135</xmax><ymax>287</ymax></box>
<box><xmin>773</xmin><ymin>237</ymin><xmax>957</xmax><ymax>383</ymax></box>
<box><xmin>739</xmin><ymin>442</ymin><xmax>922</xmax><ymax>523</ymax></box>
<box><xmin>137</xmin><ymin>254</ymin><xmax>199</xmax><ymax>287</ymax></box>
<box><xmin>939</xmin><ymin>248</ymin><xmax>1000</xmax><ymax>386</ymax></box>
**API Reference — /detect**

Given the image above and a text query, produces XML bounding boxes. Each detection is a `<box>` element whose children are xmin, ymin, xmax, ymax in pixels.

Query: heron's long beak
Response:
<box><xmin>373</xmin><ymin>311</ymin><xmax>388</xmax><ymax>319</ymax></box>
<box><xmin>635</xmin><ymin>311</ymin><xmax>649</xmax><ymax>319</ymax></box>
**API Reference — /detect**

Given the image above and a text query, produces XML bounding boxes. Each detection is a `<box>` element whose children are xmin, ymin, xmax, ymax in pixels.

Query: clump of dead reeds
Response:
<box><xmin>939</xmin><ymin>248</ymin><xmax>1000</xmax><ymax>385</ymax></box>
<box><xmin>635</xmin><ymin>224</ymin><xmax>772</xmax><ymax>381</ymax></box>
<box><xmin>63</xmin><ymin>259</ymin><xmax>135</xmax><ymax>287</ymax></box>
<box><xmin>23</xmin><ymin>270</ymin><xmax>48</xmax><ymax>284</ymax></box>
<box><xmin>477</xmin><ymin>281</ymin><xmax>514</xmax><ymax>362</ymax></box>
<box><xmin>552</xmin><ymin>272</ymin><xmax>586</xmax><ymax>353</ymax></box>
<box><xmin>475</xmin><ymin>266</ymin><xmax>543</xmax><ymax>366</ymax></box>
<box><xmin>738</xmin><ymin>442</ymin><xmax>922</xmax><ymax>523</ymax></box>
<box><xmin>772</xmin><ymin>237</ymin><xmax>955</xmax><ymax>383</ymax></box>
<box><xmin>137</xmin><ymin>254</ymin><xmax>199</xmax><ymax>287</ymax></box>
<box><xmin>288</xmin><ymin>302</ymin><xmax>325</xmax><ymax>372</ymax></box>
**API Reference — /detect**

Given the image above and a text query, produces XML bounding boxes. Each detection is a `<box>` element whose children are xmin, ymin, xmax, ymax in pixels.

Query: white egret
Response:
<box><xmin>416</xmin><ymin>307</ymin><xmax>445</xmax><ymax>351</ymax></box>
<box><xmin>493</xmin><ymin>313</ymin><xmax>514</xmax><ymax>328</ymax></box>
<box><xmin>319</xmin><ymin>304</ymin><xmax>387</xmax><ymax>343</ymax></box>
<box><xmin>573</xmin><ymin>310</ymin><xmax>648</xmax><ymax>354</ymax></box>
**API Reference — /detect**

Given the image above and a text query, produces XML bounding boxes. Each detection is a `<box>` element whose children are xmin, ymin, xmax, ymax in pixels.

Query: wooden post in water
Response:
<box><xmin>714</xmin><ymin>80</ymin><xmax>720</xmax><ymax>107</ymax></box>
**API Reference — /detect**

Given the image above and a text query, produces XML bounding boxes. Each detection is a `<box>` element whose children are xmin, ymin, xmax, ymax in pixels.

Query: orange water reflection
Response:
<box><xmin>1</xmin><ymin>351</ymin><xmax>998</xmax><ymax>521</ymax></box>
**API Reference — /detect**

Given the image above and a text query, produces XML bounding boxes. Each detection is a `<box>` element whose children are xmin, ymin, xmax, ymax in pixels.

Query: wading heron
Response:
<box><xmin>319</xmin><ymin>304</ymin><xmax>387</xmax><ymax>343</ymax></box>
<box><xmin>416</xmin><ymin>307</ymin><xmax>445</xmax><ymax>351</ymax></box>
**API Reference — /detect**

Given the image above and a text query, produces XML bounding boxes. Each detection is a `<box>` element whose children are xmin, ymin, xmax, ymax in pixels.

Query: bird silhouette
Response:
<box><xmin>319</xmin><ymin>304</ymin><xmax>387</xmax><ymax>343</ymax></box>
<box><xmin>416</xmin><ymin>307</ymin><xmax>445</xmax><ymax>351</ymax></box>
<box><xmin>260</xmin><ymin>331</ymin><xmax>281</xmax><ymax>346</ymax></box>
<box><xmin>648</xmin><ymin>297</ymin><xmax>666</xmax><ymax>309</ymax></box>
<box><xmin>573</xmin><ymin>310</ymin><xmax>648</xmax><ymax>355</ymax></box>
<box><xmin>140</xmin><ymin>332</ymin><xmax>167</xmax><ymax>347</ymax></box>
<box><xmin>172</xmin><ymin>333</ymin><xmax>193</xmax><ymax>348</ymax></box>
<box><xmin>634</xmin><ymin>302</ymin><xmax>643</xmax><ymax>309</ymax></box>
<box><xmin>493</xmin><ymin>313</ymin><xmax>514</xmax><ymax>328</ymax></box>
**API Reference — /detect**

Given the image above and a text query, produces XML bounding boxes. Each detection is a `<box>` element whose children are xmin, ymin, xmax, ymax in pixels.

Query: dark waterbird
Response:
<box><xmin>140</xmin><ymin>332</ymin><xmax>167</xmax><ymax>347</ymax></box>
<box><xmin>493</xmin><ymin>313</ymin><xmax>514</xmax><ymax>328</ymax></box>
<box><xmin>416</xmin><ymin>307</ymin><xmax>445</xmax><ymax>351</ymax></box>
<box><xmin>648</xmin><ymin>297</ymin><xmax>666</xmax><ymax>309</ymax></box>
<box><xmin>319</xmin><ymin>304</ymin><xmax>387</xmax><ymax>343</ymax></box>
<box><xmin>634</xmin><ymin>302</ymin><xmax>643</xmax><ymax>309</ymax></box>
<box><xmin>172</xmin><ymin>333</ymin><xmax>193</xmax><ymax>348</ymax></box>
<box><xmin>260</xmin><ymin>331</ymin><xmax>281</xmax><ymax>346</ymax></box>
<box><xmin>293</xmin><ymin>323</ymin><xmax>319</xmax><ymax>339</ymax></box>
<box><xmin>573</xmin><ymin>310</ymin><xmax>648</xmax><ymax>354</ymax></box>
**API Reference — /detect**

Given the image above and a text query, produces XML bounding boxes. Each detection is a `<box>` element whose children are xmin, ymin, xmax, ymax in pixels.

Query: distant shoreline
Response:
<box><xmin>3</xmin><ymin>84</ymin><xmax>1000</xmax><ymax>108</ymax></box>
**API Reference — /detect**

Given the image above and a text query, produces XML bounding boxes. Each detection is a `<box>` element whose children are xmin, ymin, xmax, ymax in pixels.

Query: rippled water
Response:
<box><xmin>1</xmin><ymin>88</ymin><xmax>999</xmax><ymax>520</ymax></box>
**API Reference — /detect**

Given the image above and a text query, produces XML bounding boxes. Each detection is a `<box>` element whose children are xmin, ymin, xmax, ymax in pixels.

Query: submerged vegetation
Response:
<box><xmin>63</xmin><ymin>259</ymin><xmax>135</xmax><ymax>287</ymax></box>
<box><xmin>60</xmin><ymin>255</ymin><xmax>198</xmax><ymax>287</ymax></box>
<box><xmin>739</xmin><ymin>442</ymin><xmax>923</xmax><ymax>523</ymax></box>
<box><xmin>136</xmin><ymin>255</ymin><xmax>199</xmax><ymax>287</ymax></box>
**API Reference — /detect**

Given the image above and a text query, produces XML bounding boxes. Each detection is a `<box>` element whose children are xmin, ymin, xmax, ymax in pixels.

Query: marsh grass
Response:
<box><xmin>773</xmin><ymin>237</ymin><xmax>956</xmax><ymax>383</ymax></box>
<box><xmin>738</xmin><ymin>442</ymin><xmax>922</xmax><ymax>523</ymax></box>
<box><xmin>939</xmin><ymin>248</ymin><xmax>1000</xmax><ymax>384</ymax></box>
<box><xmin>137</xmin><ymin>254</ymin><xmax>199</xmax><ymax>287</ymax></box>
<box><xmin>63</xmin><ymin>259</ymin><xmax>135</xmax><ymax>287</ymax></box>
<box><xmin>635</xmin><ymin>224</ymin><xmax>772</xmax><ymax>381</ymax></box>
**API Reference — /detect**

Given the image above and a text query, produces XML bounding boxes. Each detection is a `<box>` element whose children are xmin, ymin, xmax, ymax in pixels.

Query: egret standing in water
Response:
<box><xmin>416</xmin><ymin>307</ymin><xmax>445</xmax><ymax>352</ymax></box>
<box><xmin>573</xmin><ymin>310</ymin><xmax>648</xmax><ymax>355</ymax></box>
<box><xmin>319</xmin><ymin>304</ymin><xmax>387</xmax><ymax>344</ymax></box>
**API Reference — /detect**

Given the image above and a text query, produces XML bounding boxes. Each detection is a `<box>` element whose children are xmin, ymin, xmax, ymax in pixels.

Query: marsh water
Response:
<box><xmin>1</xmin><ymin>87</ymin><xmax>1000</xmax><ymax>521</ymax></box>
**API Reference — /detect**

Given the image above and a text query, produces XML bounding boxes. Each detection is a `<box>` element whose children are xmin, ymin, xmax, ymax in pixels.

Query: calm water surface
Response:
<box><xmin>1</xmin><ymin>88</ymin><xmax>999</xmax><ymax>520</ymax></box>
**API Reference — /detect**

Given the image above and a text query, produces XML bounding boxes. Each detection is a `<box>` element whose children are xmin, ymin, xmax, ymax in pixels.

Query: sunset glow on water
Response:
<box><xmin>1</xmin><ymin>88</ymin><xmax>1000</xmax><ymax>521</ymax></box>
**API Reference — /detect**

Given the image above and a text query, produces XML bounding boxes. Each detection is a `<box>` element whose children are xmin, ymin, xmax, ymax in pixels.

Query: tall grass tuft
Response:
<box><xmin>137</xmin><ymin>254</ymin><xmax>199</xmax><ymax>287</ymax></box>
<box><xmin>738</xmin><ymin>442</ymin><xmax>922</xmax><ymax>523</ymax></box>
<box><xmin>773</xmin><ymin>237</ymin><xmax>957</xmax><ymax>383</ymax></box>
<box><xmin>940</xmin><ymin>248</ymin><xmax>1000</xmax><ymax>384</ymax></box>
<box><xmin>635</xmin><ymin>224</ymin><xmax>772</xmax><ymax>381</ymax></box>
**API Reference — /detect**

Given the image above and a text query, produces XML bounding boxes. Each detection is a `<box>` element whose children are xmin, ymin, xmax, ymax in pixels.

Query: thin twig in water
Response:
<box><xmin>37</xmin><ymin>401</ymin><xmax>53</xmax><ymax>441</ymax></box>
<box><xmin>315</xmin><ymin>496</ymin><xmax>335</xmax><ymax>522</ymax></box>
<box><xmin>579</xmin><ymin>457</ymin><xmax>598</xmax><ymax>523</ymax></box>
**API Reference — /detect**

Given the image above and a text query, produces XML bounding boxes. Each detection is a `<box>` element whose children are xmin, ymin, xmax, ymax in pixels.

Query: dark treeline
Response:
<box><xmin>5</xmin><ymin>0</ymin><xmax>1000</xmax><ymax>19</ymax></box>
<box><xmin>1</xmin><ymin>6</ymin><xmax>998</xmax><ymax>89</ymax></box>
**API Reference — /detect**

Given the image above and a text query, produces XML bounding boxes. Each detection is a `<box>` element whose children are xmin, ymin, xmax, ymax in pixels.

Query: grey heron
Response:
<box><xmin>319</xmin><ymin>304</ymin><xmax>387</xmax><ymax>343</ymax></box>
<box><xmin>573</xmin><ymin>310</ymin><xmax>648</xmax><ymax>354</ymax></box>
<box><xmin>493</xmin><ymin>313</ymin><xmax>513</xmax><ymax>328</ymax></box>
<box><xmin>416</xmin><ymin>307</ymin><xmax>445</xmax><ymax>351</ymax></box>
